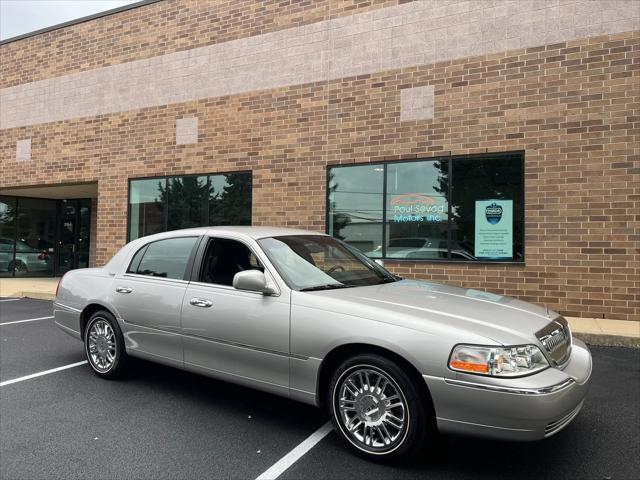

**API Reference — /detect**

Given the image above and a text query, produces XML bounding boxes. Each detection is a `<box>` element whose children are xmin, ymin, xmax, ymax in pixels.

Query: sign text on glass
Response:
<box><xmin>390</xmin><ymin>194</ymin><xmax>447</xmax><ymax>223</ymax></box>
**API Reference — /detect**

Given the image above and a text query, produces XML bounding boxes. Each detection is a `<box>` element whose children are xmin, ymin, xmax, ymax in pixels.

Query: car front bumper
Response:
<box><xmin>423</xmin><ymin>338</ymin><xmax>592</xmax><ymax>441</ymax></box>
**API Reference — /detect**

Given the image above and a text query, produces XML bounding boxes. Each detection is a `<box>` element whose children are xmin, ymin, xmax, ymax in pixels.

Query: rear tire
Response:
<box><xmin>327</xmin><ymin>354</ymin><xmax>430</xmax><ymax>461</ymax></box>
<box><xmin>84</xmin><ymin>310</ymin><xmax>127</xmax><ymax>379</ymax></box>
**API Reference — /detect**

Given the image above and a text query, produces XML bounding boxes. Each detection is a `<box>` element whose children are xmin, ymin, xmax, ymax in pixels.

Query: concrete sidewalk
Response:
<box><xmin>0</xmin><ymin>277</ymin><xmax>638</xmax><ymax>347</ymax></box>
<box><xmin>0</xmin><ymin>277</ymin><xmax>59</xmax><ymax>300</ymax></box>
<box><xmin>566</xmin><ymin>317</ymin><xmax>639</xmax><ymax>348</ymax></box>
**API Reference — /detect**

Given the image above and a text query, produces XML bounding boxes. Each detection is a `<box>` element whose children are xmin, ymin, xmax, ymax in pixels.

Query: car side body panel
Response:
<box><xmin>288</xmin><ymin>290</ymin><xmax>495</xmax><ymax>405</ymax></box>
<box><xmin>111</xmin><ymin>274</ymin><xmax>187</xmax><ymax>365</ymax></box>
<box><xmin>180</xmin><ymin>281</ymin><xmax>291</xmax><ymax>389</ymax></box>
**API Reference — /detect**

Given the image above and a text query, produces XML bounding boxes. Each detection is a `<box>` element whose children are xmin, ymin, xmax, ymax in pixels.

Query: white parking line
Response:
<box><xmin>0</xmin><ymin>298</ymin><xmax>21</xmax><ymax>302</ymax></box>
<box><xmin>0</xmin><ymin>316</ymin><xmax>54</xmax><ymax>326</ymax></box>
<box><xmin>255</xmin><ymin>422</ymin><xmax>333</xmax><ymax>480</ymax></box>
<box><xmin>0</xmin><ymin>361</ymin><xmax>88</xmax><ymax>387</ymax></box>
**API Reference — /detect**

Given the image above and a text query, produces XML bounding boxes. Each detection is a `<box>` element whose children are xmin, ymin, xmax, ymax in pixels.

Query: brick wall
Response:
<box><xmin>0</xmin><ymin>0</ymin><xmax>638</xmax><ymax>321</ymax></box>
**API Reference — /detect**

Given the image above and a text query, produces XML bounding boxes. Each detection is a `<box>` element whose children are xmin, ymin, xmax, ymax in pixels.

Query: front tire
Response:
<box><xmin>8</xmin><ymin>260</ymin><xmax>27</xmax><ymax>273</ymax></box>
<box><xmin>84</xmin><ymin>310</ymin><xmax>127</xmax><ymax>378</ymax></box>
<box><xmin>328</xmin><ymin>354</ymin><xmax>429</xmax><ymax>461</ymax></box>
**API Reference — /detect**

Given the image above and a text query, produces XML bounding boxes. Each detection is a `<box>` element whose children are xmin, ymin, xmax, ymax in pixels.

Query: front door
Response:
<box><xmin>181</xmin><ymin>237</ymin><xmax>290</xmax><ymax>391</ymax></box>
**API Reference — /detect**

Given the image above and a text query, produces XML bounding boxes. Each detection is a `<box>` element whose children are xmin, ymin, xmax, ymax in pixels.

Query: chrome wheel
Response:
<box><xmin>87</xmin><ymin>319</ymin><xmax>116</xmax><ymax>372</ymax></box>
<box><xmin>335</xmin><ymin>366</ymin><xmax>409</xmax><ymax>453</ymax></box>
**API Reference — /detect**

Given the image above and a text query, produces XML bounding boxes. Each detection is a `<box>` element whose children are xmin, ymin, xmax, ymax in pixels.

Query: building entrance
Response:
<box><xmin>0</xmin><ymin>196</ymin><xmax>92</xmax><ymax>277</ymax></box>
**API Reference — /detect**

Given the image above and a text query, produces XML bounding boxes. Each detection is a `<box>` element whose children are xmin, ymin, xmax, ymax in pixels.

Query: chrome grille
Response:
<box><xmin>536</xmin><ymin>316</ymin><xmax>571</xmax><ymax>365</ymax></box>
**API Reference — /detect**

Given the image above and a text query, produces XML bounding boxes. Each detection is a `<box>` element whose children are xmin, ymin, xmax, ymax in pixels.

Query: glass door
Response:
<box><xmin>56</xmin><ymin>199</ymin><xmax>91</xmax><ymax>275</ymax></box>
<box><xmin>57</xmin><ymin>200</ymin><xmax>76</xmax><ymax>275</ymax></box>
<box><xmin>15</xmin><ymin>198</ymin><xmax>56</xmax><ymax>277</ymax></box>
<box><xmin>76</xmin><ymin>199</ymin><xmax>91</xmax><ymax>269</ymax></box>
<box><xmin>0</xmin><ymin>196</ymin><xmax>18</xmax><ymax>277</ymax></box>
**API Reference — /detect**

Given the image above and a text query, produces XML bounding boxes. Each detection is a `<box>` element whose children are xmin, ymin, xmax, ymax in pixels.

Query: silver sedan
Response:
<box><xmin>54</xmin><ymin>227</ymin><xmax>592</xmax><ymax>460</ymax></box>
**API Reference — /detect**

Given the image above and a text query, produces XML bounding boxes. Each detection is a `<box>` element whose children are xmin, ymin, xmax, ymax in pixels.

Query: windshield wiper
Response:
<box><xmin>299</xmin><ymin>283</ymin><xmax>354</xmax><ymax>292</ymax></box>
<box><xmin>381</xmin><ymin>276</ymin><xmax>399</xmax><ymax>283</ymax></box>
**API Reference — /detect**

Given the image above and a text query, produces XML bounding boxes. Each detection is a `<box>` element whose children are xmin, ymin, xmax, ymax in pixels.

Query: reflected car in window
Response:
<box><xmin>54</xmin><ymin>227</ymin><xmax>591</xmax><ymax>461</ymax></box>
<box><xmin>365</xmin><ymin>237</ymin><xmax>438</xmax><ymax>258</ymax></box>
<box><xmin>0</xmin><ymin>237</ymin><xmax>52</xmax><ymax>274</ymax></box>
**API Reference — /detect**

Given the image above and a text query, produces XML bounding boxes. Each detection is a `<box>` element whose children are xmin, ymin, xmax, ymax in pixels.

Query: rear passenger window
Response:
<box><xmin>132</xmin><ymin>237</ymin><xmax>197</xmax><ymax>280</ymax></box>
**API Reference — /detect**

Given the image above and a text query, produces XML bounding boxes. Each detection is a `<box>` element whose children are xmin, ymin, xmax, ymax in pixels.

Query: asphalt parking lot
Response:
<box><xmin>1</xmin><ymin>298</ymin><xmax>639</xmax><ymax>480</ymax></box>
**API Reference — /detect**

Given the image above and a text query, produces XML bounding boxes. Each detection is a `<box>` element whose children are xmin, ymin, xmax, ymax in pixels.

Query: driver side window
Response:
<box><xmin>199</xmin><ymin>238</ymin><xmax>264</xmax><ymax>286</ymax></box>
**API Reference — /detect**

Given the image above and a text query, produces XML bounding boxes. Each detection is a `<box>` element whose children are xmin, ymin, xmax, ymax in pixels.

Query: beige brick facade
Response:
<box><xmin>1</xmin><ymin>0</ymin><xmax>638</xmax><ymax>321</ymax></box>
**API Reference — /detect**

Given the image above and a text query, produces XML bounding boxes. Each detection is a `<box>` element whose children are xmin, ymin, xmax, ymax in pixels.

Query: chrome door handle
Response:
<box><xmin>116</xmin><ymin>286</ymin><xmax>133</xmax><ymax>294</ymax></box>
<box><xmin>190</xmin><ymin>297</ymin><xmax>213</xmax><ymax>308</ymax></box>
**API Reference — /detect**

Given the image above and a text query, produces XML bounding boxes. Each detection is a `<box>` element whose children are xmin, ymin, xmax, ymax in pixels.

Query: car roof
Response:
<box><xmin>204</xmin><ymin>226</ymin><xmax>326</xmax><ymax>239</ymax></box>
<box><xmin>133</xmin><ymin>226</ymin><xmax>327</xmax><ymax>242</ymax></box>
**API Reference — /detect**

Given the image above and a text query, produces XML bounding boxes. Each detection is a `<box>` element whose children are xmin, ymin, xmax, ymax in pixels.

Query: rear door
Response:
<box><xmin>112</xmin><ymin>235</ymin><xmax>200</xmax><ymax>366</ymax></box>
<box><xmin>180</xmin><ymin>236</ymin><xmax>290</xmax><ymax>393</ymax></box>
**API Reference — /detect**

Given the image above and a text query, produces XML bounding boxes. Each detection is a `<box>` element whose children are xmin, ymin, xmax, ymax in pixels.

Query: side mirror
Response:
<box><xmin>374</xmin><ymin>259</ymin><xmax>385</xmax><ymax>267</ymax></box>
<box><xmin>233</xmin><ymin>270</ymin><xmax>277</xmax><ymax>295</ymax></box>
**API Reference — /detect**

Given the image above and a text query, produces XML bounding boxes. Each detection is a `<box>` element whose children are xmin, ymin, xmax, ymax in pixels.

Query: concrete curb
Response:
<box><xmin>15</xmin><ymin>292</ymin><xmax>57</xmax><ymax>301</ymax></box>
<box><xmin>573</xmin><ymin>332</ymin><xmax>640</xmax><ymax>349</ymax></box>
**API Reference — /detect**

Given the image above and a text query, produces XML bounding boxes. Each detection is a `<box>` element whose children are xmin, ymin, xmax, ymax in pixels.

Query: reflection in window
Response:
<box><xmin>134</xmin><ymin>237</ymin><xmax>198</xmax><ymax>280</ymax></box>
<box><xmin>128</xmin><ymin>172</ymin><xmax>252</xmax><ymax>241</ymax></box>
<box><xmin>0</xmin><ymin>196</ymin><xmax>17</xmax><ymax>277</ymax></box>
<box><xmin>328</xmin><ymin>153</ymin><xmax>524</xmax><ymax>262</ymax></box>
<box><xmin>166</xmin><ymin>176</ymin><xmax>208</xmax><ymax>231</ymax></box>
<box><xmin>328</xmin><ymin>165</ymin><xmax>384</xmax><ymax>257</ymax></box>
<box><xmin>386</xmin><ymin>160</ymin><xmax>449</xmax><ymax>259</ymax></box>
<box><xmin>14</xmin><ymin>198</ymin><xmax>56</xmax><ymax>276</ymax></box>
<box><xmin>78</xmin><ymin>199</ymin><xmax>91</xmax><ymax>254</ymax></box>
<box><xmin>209</xmin><ymin>173</ymin><xmax>252</xmax><ymax>226</ymax></box>
<box><xmin>129</xmin><ymin>179</ymin><xmax>165</xmax><ymax>240</ymax></box>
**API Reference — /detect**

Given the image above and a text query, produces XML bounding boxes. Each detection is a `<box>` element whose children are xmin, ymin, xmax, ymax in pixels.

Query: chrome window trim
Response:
<box><xmin>121</xmin><ymin>273</ymin><xmax>191</xmax><ymax>285</ymax></box>
<box><xmin>441</xmin><ymin>377</ymin><xmax>575</xmax><ymax>396</ymax></box>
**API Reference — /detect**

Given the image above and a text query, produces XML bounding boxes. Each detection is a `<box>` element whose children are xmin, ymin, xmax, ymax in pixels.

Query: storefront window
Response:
<box><xmin>15</xmin><ymin>198</ymin><xmax>56</xmax><ymax>276</ymax></box>
<box><xmin>386</xmin><ymin>160</ymin><xmax>449</xmax><ymax>259</ymax></box>
<box><xmin>0</xmin><ymin>196</ymin><xmax>17</xmax><ymax>278</ymax></box>
<box><xmin>209</xmin><ymin>173</ymin><xmax>252</xmax><ymax>226</ymax></box>
<box><xmin>328</xmin><ymin>152</ymin><xmax>524</xmax><ymax>262</ymax></box>
<box><xmin>167</xmin><ymin>176</ymin><xmax>209</xmax><ymax>231</ymax></box>
<box><xmin>328</xmin><ymin>164</ymin><xmax>384</xmax><ymax>257</ymax></box>
<box><xmin>128</xmin><ymin>172</ymin><xmax>252</xmax><ymax>241</ymax></box>
<box><xmin>129</xmin><ymin>179</ymin><xmax>165</xmax><ymax>240</ymax></box>
<box><xmin>451</xmin><ymin>154</ymin><xmax>524</xmax><ymax>262</ymax></box>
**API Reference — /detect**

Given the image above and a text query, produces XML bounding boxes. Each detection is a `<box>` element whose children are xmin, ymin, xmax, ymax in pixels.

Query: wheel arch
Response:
<box><xmin>80</xmin><ymin>302</ymin><xmax>117</xmax><ymax>338</ymax></box>
<box><xmin>316</xmin><ymin>343</ymin><xmax>436</xmax><ymax>421</ymax></box>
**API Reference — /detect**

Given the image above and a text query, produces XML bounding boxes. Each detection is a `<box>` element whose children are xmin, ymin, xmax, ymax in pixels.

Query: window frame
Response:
<box><xmin>325</xmin><ymin>151</ymin><xmax>525</xmax><ymax>265</ymax></box>
<box><xmin>126</xmin><ymin>170</ymin><xmax>253</xmax><ymax>242</ymax></box>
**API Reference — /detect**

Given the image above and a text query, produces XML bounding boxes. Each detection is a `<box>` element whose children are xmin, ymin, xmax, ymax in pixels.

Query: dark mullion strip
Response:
<box><xmin>163</xmin><ymin>178</ymin><xmax>169</xmax><ymax>233</ymax></box>
<box><xmin>381</xmin><ymin>164</ymin><xmax>388</xmax><ymax>259</ymax></box>
<box><xmin>447</xmin><ymin>156</ymin><xmax>453</xmax><ymax>260</ymax></box>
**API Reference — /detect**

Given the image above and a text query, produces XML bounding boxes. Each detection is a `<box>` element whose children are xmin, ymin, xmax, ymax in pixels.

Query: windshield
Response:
<box><xmin>258</xmin><ymin>235</ymin><xmax>398</xmax><ymax>291</ymax></box>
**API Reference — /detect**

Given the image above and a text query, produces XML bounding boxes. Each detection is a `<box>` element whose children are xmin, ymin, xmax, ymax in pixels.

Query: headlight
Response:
<box><xmin>449</xmin><ymin>344</ymin><xmax>549</xmax><ymax>377</ymax></box>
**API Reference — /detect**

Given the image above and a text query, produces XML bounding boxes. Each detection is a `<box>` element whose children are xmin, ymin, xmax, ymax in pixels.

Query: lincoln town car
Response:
<box><xmin>54</xmin><ymin>227</ymin><xmax>592</xmax><ymax>460</ymax></box>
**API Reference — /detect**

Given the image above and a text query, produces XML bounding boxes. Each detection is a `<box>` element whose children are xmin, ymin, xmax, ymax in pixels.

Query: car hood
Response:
<box><xmin>298</xmin><ymin>279</ymin><xmax>558</xmax><ymax>345</ymax></box>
